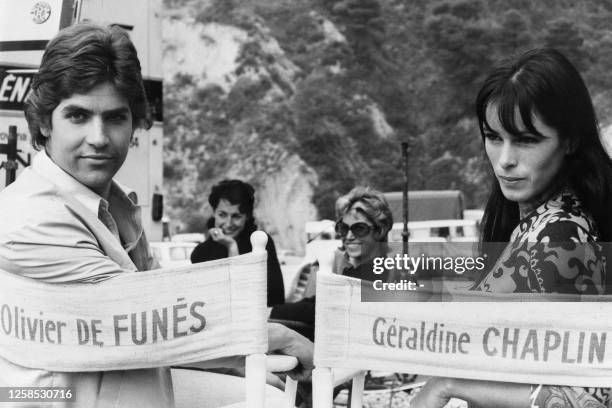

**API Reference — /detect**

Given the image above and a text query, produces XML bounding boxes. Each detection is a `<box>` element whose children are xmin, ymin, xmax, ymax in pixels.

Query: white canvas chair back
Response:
<box><xmin>312</xmin><ymin>272</ymin><xmax>612</xmax><ymax>408</ymax></box>
<box><xmin>0</xmin><ymin>231</ymin><xmax>295</xmax><ymax>408</ymax></box>
<box><xmin>311</xmin><ymin>250</ymin><xmax>366</xmax><ymax>407</ymax></box>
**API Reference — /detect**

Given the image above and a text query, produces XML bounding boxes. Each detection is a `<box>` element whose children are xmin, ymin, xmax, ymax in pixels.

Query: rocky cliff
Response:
<box><xmin>161</xmin><ymin>0</ymin><xmax>612</xmax><ymax>253</ymax></box>
<box><xmin>162</xmin><ymin>15</ymin><xmax>321</xmax><ymax>253</ymax></box>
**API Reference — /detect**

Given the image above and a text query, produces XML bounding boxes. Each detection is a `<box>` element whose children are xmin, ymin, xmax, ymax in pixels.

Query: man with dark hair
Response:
<box><xmin>25</xmin><ymin>22</ymin><xmax>152</xmax><ymax>151</ymax></box>
<box><xmin>5</xmin><ymin>20</ymin><xmax>154</xmax><ymax>286</ymax></box>
<box><xmin>0</xmin><ymin>22</ymin><xmax>311</xmax><ymax>407</ymax></box>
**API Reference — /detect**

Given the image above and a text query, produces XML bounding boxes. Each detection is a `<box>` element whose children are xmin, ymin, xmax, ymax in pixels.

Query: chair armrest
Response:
<box><xmin>174</xmin><ymin>355</ymin><xmax>299</xmax><ymax>374</ymax></box>
<box><xmin>333</xmin><ymin>368</ymin><xmax>365</xmax><ymax>386</ymax></box>
<box><xmin>173</xmin><ymin>356</ymin><xmax>245</xmax><ymax>371</ymax></box>
<box><xmin>175</xmin><ymin>354</ymin><xmax>298</xmax><ymax>375</ymax></box>
<box><xmin>267</xmin><ymin>355</ymin><xmax>298</xmax><ymax>373</ymax></box>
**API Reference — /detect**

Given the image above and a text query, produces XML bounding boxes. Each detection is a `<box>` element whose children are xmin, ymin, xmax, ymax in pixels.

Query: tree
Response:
<box><xmin>328</xmin><ymin>0</ymin><xmax>392</xmax><ymax>71</ymax></box>
<box><xmin>496</xmin><ymin>9</ymin><xmax>532</xmax><ymax>55</ymax></box>
<box><xmin>543</xmin><ymin>18</ymin><xmax>589</xmax><ymax>71</ymax></box>
<box><xmin>424</xmin><ymin>5</ymin><xmax>495</xmax><ymax>120</ymax></box>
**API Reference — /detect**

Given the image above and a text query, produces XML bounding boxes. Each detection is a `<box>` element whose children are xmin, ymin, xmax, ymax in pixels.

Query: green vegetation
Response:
<box><xmin>164</xmin><ymin>0</ymin><xmax>612</xmax><ymax>226</ymax></box>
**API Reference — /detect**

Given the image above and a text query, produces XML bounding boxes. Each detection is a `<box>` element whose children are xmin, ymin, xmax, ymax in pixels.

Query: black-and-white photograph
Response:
<box><xmin>2</xmin><ymin>0</ymin><xmax>612</xmax><ymax>407</ymax></box>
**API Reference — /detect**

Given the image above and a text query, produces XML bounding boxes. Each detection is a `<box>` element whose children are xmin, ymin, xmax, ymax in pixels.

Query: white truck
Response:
<box><xmin>0</xmin><ymin>0</ymin><xmax>164</xmax><ymax>240</ymax></box>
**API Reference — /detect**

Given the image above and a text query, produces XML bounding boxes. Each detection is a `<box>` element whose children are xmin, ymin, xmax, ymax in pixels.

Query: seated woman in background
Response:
<box><xmin>332</xmin><ymin>186</ymin><xmax>394</xmax><ymax>282</ymax></box>
<box><xmin>270</xmin><ymin>186</ymin><xmax>395</xmax><ymax>337</ymax></box>
<box><xmin>190</xmin><ymin>179</ymin><xmax>285</xmax><ymax>307</ymax></box>
<box><xmin>412</xmin><ymin>48</ymin><xmax>612</xmax><ymax>408</ymax></box>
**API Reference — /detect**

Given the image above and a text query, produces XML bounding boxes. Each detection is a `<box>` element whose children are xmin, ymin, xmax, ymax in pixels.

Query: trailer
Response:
<box><xmin>0</xmin><ymin>0</ymin><xmax>164</xmax><ymax>240</ymax></box>
<box><xmin>384</xmin><ymin>190</ymin><xmax>479</xmax><ymax>242</ymax></box>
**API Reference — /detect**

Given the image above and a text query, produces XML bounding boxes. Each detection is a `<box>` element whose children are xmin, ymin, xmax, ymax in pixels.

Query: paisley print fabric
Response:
<box><xmin>475</xmin><ymin>190</ymin><xmax>606</xmax><ymax>295</ymax></box>
<box><xmin>475</xmin><ymin>190</ymin><xmax>609</xmax><ymax>407</ymax></box>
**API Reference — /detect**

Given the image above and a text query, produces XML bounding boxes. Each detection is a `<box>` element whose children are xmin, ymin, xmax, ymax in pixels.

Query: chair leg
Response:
<box><xmin>284</xmin><ymin>377</ymin><xmax>298</xmax><ymax>408</ymax></box>
<box><xmin>350</xmin><ymin>372</ymin><xmax>365</xmax><ymax>408</ymax></box>
<box><xmin>313</xmin><ymin>367</ymin><xmax>334</xmax><ymax>408</ymax></box>
<box><xmin>246</xmin><ymin>354</ymin><xmax>267</xmax><ymax>408</ymax></box>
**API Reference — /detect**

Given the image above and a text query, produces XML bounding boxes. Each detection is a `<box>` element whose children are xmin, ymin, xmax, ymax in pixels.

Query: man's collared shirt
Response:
<box><xmin>0</xmin><ymin>151</ymin><xmax>172</xmax><ymax>407</ymax></box>
<box><xmin>0</xmin><ymin>152</ymin><xmax>155</xmax><ymax>282</ymax></box>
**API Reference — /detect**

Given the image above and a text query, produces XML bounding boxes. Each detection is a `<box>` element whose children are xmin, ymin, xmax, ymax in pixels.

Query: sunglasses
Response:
<box><xmin>335</xmin><ymin>221</ymin><xmax>376</xmax><ymax>238</ymax></box>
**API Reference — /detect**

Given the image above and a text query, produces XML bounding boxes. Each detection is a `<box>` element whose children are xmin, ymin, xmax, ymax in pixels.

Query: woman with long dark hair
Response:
<box><xmin>412</xmin><ymin>49</ymin><xmax>612</xmax><ymax>407</ymax></box>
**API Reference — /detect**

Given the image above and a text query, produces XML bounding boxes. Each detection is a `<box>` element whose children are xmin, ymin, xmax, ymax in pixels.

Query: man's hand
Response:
<box><xmin>267</xmin><ymin>322</ymin><xmax>314</xmax><ymax>381</ymax></box>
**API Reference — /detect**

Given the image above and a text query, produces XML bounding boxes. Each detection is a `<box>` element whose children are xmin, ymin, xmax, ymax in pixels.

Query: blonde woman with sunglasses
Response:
<box><xmin>269</xmin><ymin>186</ymin><xmax>394</xmax><ymax>337</ymax></box>
<box><xmin>332</xmin><ymin>186</ymin><xmax>394</xmax><ymax>282</ymax></box>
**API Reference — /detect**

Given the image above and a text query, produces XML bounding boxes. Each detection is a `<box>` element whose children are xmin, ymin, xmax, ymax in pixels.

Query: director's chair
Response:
<box><xmin>311</xmin><ymin>272</ymin><xmax>612</xmax><ymax>408</ymax></box>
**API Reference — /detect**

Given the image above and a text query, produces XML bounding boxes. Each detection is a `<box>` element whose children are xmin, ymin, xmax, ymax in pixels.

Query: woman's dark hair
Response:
<box><xmin>476</xmin><ymin>48</ymin><xmax>612</xmax><ymax>257</ymax></box>
<box><xmin>24</xmin><ymin>22</ymin><xmax>152</xmax><ymax>150</ymax></box>
<box><xmin>208</xmin><ymin>179</ymin><xmax>256</xmax><ymax>219</ymax></box>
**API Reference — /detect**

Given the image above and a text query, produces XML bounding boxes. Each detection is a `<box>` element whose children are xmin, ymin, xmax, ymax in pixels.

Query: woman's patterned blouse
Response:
<box><xmin>475</xmin><ymin>190</ymin><xmax>606</xmax><ymax>295</ymax></box>
<box><xmin>474</xmin><ymin>190</ymin><xmax>610</xmax><ymax>407</ymax></box>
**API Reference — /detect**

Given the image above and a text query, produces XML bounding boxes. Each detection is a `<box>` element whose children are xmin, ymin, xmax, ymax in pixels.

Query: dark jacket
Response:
<box><xmin>190</xmin><ymin>218</ymin><xmax>285</xmax><ymax>307</ymax></box>
<box><xmin>270</xmin><ymin>252</ymin><xmax>390</xmax><ymax>340</ymax></box>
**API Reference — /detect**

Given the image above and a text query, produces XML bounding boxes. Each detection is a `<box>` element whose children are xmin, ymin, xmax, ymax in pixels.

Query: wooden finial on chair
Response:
<box><xmin>250</xmin><ymin>231</ymin><xmax>268</xmax><ymax>253</ymax></box>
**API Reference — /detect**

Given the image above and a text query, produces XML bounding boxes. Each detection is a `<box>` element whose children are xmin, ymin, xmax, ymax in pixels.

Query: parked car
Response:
<box><xmin>277</xmin><ymin>249</ymin><xmax>301</xmax><ymax>266</ymax></box>
<box><xmin>389</xmin><ymin>219</ymin><xmax>479</xmax><ymax>243</ymax></box>
<box><xmin>305</xmin><ymin>220</ymin><xmax>336</xmax><ymax>242</ymax></box>
<box><xmin>171</xmin><ymin>233</ymin><xmax>205</xmax><ymax>243</ymax></box>
<box><xmin>384</xmin><ymin>190</ymin><xmax>465</xmax><ymax>222</ymax></box>
<box><xmin>149</xmin><ymin>242</ymin><xmax>197</xmax><ymax>268</ymax></box>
